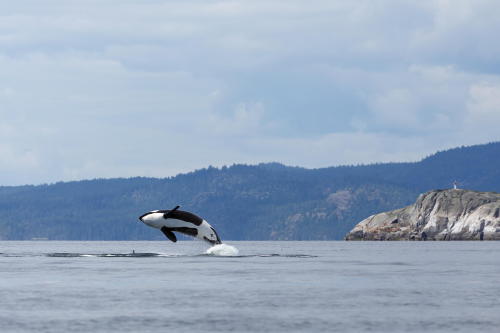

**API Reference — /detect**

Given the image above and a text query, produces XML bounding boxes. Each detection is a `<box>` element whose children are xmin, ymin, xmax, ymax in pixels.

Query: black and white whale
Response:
<box><xmin>139</xmin><ymin>206</ymin><xmax>222</xmax><ymax>245</ymax></box>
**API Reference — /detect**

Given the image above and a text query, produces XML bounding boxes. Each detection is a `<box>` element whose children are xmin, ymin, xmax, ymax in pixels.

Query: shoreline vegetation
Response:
<box><xmin>1</xmin><ymin>142</ymin><xmax>499</xmax><ymax>241</ymax></box>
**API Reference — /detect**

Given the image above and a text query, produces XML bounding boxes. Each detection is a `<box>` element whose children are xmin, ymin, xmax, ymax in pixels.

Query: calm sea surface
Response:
<box><xmin>1</xmin><ymin>241</ymin><xmax>499</xmax><ymax>332</ymax></box>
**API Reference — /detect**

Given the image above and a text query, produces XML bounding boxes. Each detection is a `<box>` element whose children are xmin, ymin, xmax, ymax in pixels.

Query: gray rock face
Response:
<box><xmin>345</xmin><ymin>189</ymin><xmax>500</xmax><ymax>240</ymax></box>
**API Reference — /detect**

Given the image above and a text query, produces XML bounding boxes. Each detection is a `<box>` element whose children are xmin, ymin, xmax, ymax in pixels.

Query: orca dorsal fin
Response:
<box><xmin>161</xmin><ymin>226</ymin><xmax>177</xmax><ymax>242</ymax></box>
<box><xmin>163</xmin><ymin>205</ymin><xmax>180</xmax><ymax>219</ymax></box>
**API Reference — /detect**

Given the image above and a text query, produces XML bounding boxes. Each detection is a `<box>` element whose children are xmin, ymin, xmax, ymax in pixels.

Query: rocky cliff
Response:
<box><xmin>345</xmin><ymin>189</ymin><xmax>500</xmax><ymax>240</ymax></box>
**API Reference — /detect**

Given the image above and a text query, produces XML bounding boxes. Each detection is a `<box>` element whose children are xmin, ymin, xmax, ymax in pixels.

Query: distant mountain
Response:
<box><xmin>1</xmin><ymin>142</ymin><xmax>500</xmax><ymax>241</ymax></box>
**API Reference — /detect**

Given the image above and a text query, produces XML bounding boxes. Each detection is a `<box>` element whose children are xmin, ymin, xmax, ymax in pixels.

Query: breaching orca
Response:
<box><xmin>139</xmin><ymin>206</ymin><xmax>222</xmax><ymax>245</ymax></box>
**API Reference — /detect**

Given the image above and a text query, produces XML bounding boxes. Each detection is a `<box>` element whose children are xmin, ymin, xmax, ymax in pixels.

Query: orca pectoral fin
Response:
<box><xmin>161</xmin><ymin>227</ymin><xmax>177</xmax><ymax>243</ymax></box>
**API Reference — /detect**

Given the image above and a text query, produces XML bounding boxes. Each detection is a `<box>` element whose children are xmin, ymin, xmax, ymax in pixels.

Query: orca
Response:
<box><xmin>139</xmin><ymin>206</ymin><xmax>222</xmax><ymax>245</ymax></box>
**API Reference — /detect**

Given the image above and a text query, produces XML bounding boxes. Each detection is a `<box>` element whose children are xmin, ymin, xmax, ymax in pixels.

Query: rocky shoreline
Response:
<box><xmin>345</xmin><ymin>189</ymin><xmax>500</xmax><ymax>240</ymax></box>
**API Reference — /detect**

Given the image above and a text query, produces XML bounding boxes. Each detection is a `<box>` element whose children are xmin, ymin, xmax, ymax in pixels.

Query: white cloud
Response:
<box><xmin>0</xmin><ymin>1</ymin><xmax>500</xmax><ymax>184</ymax></box>
<box><xmin>466</xmin><ymin>83</ymin><xmax>500</xmax><ymax>128</ymax></box>
<box><xmin>203</xmin><ymin>102</ymin><xmax>267</xmax><ymax>136</ymax></box>
<box><xmin>243</xmin><ymin>132</ymin><xmax>432</xmax><ymax>168</ymax></box>
<box><xmin>371</xmin><ymin>89</ymin><xmax>420</xmax><ymax>128</ymax></box>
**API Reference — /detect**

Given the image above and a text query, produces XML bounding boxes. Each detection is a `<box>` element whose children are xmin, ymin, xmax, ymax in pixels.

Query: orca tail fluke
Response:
<box><xmin>204</xmin><ymin>226</ymin><xmax>222</xmax><ymax>245</ymax></box>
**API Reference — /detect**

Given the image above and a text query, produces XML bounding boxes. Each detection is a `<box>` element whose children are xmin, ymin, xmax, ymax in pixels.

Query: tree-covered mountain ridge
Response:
<box><xmin>1</xmin><ymin>142</ymin><xmax>500</xmax><ymax>240</ymax></box>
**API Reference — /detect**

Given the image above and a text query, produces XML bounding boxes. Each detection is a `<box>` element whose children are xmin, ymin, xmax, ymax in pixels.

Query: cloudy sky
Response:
<box><xmin>1</xmin><ymin>0</ymin><xmax>499</xmax><ymax>185</ymax></box>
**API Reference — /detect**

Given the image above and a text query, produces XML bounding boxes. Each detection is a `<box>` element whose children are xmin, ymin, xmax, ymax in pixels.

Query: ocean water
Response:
<box><xmin>1</xmin><ymin>241</ymin><xmax>499</xmax><ymax>333</ymax></box>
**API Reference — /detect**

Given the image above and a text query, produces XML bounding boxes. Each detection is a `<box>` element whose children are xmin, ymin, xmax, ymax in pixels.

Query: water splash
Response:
<box><xmin>205</xmin><ymin>243</ymin><xmax>239</xmax><ymax>256</ymax></box>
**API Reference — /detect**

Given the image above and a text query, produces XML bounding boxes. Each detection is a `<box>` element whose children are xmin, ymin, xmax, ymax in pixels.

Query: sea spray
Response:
<box><xmin>206</xmin><ymin>243</ymin><xmax>239</xmax><ymax>256</ymax></box>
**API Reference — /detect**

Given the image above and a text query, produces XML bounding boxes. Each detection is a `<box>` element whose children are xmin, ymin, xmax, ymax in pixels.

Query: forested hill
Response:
<box><xmin>1</xmin><ymin>142</ymin><xmax>500</xmax><ymax>241</ymax></box>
